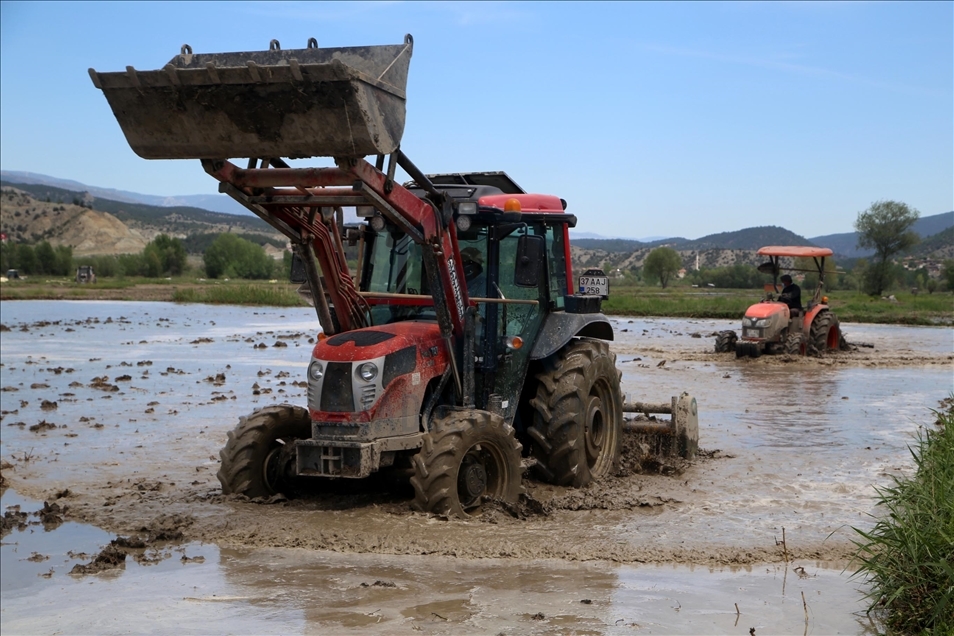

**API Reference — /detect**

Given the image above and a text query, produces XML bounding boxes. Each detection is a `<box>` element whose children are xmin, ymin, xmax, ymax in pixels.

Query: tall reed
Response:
<box><xmin>852</xmin><ymin>399</ymin><xmax>954</xmax><ymax>634</ymax></box>
<box><xmin>173</xmin><ymin>284</ymin><xmax>305</xmax><ymax>307</ymax></box>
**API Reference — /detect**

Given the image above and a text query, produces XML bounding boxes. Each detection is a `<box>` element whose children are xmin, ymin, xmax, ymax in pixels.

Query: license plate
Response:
<box><xmin>578</xmin><ymin>275</ymin><xmax>608</xmax><ymax>297</ymax></box>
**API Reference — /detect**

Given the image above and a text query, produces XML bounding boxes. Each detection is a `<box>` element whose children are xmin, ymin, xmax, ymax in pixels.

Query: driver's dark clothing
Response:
<box><xmin>778</xmin><ymin>283</ymin><xmax>801</xmax><ymax>311</ymax></box>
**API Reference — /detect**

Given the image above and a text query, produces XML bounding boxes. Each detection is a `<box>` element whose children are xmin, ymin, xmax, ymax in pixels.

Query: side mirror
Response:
<box><xmin>757</xmin><ymin>261</ymin><xmax>778</xmax><ymax>276</ymax></box>
<box><xmin>514</xmin><ymin>234</ymin><xmax>545</xmax><ymax>288</ymax></box>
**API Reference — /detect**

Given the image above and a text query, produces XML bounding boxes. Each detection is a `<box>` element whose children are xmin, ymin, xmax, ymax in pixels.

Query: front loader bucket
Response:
<box><xmin>89</xmin><ymin>36</ymin><xmax>413</xmax><ymax>160</ymax></box>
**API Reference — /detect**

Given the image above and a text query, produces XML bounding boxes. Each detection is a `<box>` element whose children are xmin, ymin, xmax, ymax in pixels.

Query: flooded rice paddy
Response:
<box><xmin>1</xmin><ymin>300</ymin><xmax>951</xmax><ymax>634</ymax></box>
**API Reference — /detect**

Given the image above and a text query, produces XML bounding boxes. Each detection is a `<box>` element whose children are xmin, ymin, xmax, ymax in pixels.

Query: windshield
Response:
<box><xmin>363</xmin><ymin>229</ymin><xmax>435</xmax><ymax>325</ymax></box>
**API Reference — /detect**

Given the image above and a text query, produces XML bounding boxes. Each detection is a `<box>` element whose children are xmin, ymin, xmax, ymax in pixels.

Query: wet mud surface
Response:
<box><xmin>1</xmin><ymin>301</ymin><xmax>951</xmax><ymax>633</ymax></box>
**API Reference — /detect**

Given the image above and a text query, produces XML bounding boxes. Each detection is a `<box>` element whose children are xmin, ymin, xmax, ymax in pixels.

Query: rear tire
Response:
<box><xmin>217</xmin><ymin>404</ymin><xmax>310</xmax><ymax>498</ymax></box>
<box><xmin>527</xmin><ymin>339</ymin><xmax>623</xmax><ymax>487</ymax></box>
<box><xmin>411</xmin><ymin>410</ymin><xmax>523</xmax><ymax>517</ymax></box>
<box><xmin>714</xmin><ymin>330</ymin><xmax>738</xmax><ymax>353</ymax></box>
<box><xmin>808</xmin><ymin>311</ymin><xmax>838</xmax><ymax>357</ymax></box>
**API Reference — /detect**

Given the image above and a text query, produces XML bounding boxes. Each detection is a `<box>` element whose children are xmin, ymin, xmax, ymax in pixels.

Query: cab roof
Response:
<box><xmin>757</xmin><ymin>246</ymin><xmax>833</xmax><ymax>258</ymax></box>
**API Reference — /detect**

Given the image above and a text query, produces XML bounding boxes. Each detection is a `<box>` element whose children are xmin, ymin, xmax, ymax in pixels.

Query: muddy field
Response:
<box><xmin>1</xmin><ymin>300</ymin><xmax>951</xmax><ymax>634</ymax></box>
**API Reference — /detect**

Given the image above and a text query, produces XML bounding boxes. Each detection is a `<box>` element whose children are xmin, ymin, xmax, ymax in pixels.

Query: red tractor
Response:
<box><xmin>91</xmin><ymin>36</ymin><xmax>632</xmax><ymax>516</ymax></box>
<box><xmin>714</xmin><ymin>246</ymin><xmax>844</xmax><ymax>357</ymax></box>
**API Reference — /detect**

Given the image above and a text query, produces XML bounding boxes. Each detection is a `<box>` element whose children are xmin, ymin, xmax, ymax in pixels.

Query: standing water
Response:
<box><xmin>1</xmin><ymin>301</ymin><xmax>950</xmax><ymax>634</ymax></box>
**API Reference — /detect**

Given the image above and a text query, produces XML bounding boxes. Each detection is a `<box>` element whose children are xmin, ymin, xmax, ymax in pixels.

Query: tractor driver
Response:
<box><xmin>460</xmin><ymin>246</ymin><xmax>486</xmax><ymax>297</ymax></box>
<box><xmin>777</xmin><ymin>274</ymin><xmax>802</xmax><ymax>312</ymax></box>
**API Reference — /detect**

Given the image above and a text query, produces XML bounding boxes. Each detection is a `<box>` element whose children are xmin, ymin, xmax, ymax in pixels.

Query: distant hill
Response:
<box><xmin>909</xmin><ymin>226</ymin><xmax>954</xmax><ymax>259</ymax></box>
<box><xmin>572</xmin><ymin>238</ymin><xmax>646</xmax><ymax>252</ymax></box>
<box><xmin>0</xmin><ymin>180</ymin><xmax>275</xmax><ymax>237</ymax></box>
<box><xmin>810</xmin><ymin>212</ymin><xmax>954</xmax><ymax>258</ymax></box>
<box><xmin>0</xmin><ymin>184</ymin><xmax>284</xmax><ymax>256</ymax></box>
<box><xmin>0</xmin><ymin>170</ymin><xmax>250</xmax><ymax>216</ymax></box>
<box><xmin>679</xmin><ymin>226</ymin><xmax>815</xmax><ymax>251</ymax></box>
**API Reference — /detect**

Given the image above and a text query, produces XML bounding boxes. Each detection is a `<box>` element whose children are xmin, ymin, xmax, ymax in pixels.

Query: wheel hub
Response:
<box><xmin>262</xmin><ymin>442</ymin><xmax>292</xmax><ymax>494</ymax></box>
<box><xmin>459</xmin><ymin>454</ymin><xmax>488</xmax><ymax>502</ymax></box>
<box><xmin>584</xmin><ymin>396</ymin><xmax>605</xmax><ymax>465</ymax></box>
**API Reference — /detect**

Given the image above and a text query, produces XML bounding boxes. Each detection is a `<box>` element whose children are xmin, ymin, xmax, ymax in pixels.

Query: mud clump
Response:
<box><xmin>29</xmin><ymin>420</ymin><xmax>58</xmax><ymax>433</ymax></box>
<box><xmin>38</xmin><ymin>500</ymin><xmax>67</xmax><ymax>530</ymax></box>
<box><xmin>69</xmin><ymin>544</ymin><xmax>127</xmax><ymax>575</ymax></box>
<box><xmin>140</xmin><ymin>512</ymin><xmax>194</xmax><ymax>542</ymax></box>
<box><xmin>111</xmin><ymin>535</ymin><xmax>147</xmax><ymax>549</ymax></box>
<box><xmin>2</xmin><ymin>505</ymin><xmax>30</xmax><ymax>537</ymax></box>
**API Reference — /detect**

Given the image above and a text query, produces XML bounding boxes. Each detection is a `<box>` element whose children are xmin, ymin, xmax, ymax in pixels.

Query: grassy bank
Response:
<box><xmin>852</xmin><ymin>400</ymin><xmax>954</xmax><ymax>634</ymax></box>
<box><xmin>172</xmin><ymin>284</ymin><xmax>304</xmax><ymax>307</ymax></box>
<box><xmin>2</xmin><ymin>278</ymin><xmax>951</xmax><ymax>323</ymax></box>
<box><xmin>603</xmin><ymin>286</ymin><xmax>953</xmax><ymax>325</ymax></box>
<box><xmin>0</xmin><ymin>277</ymin><xmax>309</xmax><ymax>307</ymax></box>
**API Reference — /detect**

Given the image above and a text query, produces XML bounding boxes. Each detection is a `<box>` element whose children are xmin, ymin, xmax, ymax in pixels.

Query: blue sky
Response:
<box><xmin>1</xmin><ymin>1</ymin><xmax>951</xmax><ymax>239</ymax></box>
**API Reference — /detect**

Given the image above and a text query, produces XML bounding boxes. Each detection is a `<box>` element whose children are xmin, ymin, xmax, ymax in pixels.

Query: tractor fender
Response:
<box><xmin>801</xmin><ymin>305</ymin><xmax>828</xmax><ymax>333</ymax></box>
<box><xmin>530</xmin><ymin>312</ymin><xmax>614</xmax><ymax>361</ymax></box>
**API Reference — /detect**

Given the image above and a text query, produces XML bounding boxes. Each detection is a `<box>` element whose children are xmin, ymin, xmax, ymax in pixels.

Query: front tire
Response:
<box><xmin>217</xmin><ymin>404</ymin><xmax>310</xmax><ymax>498</ymax></box>
<box><xmin>714</xmin><ymin>330</ymin><xmax>738</xmax><ymax>353</ymax></box>
<box><xmin>411</xmin><ymin>410</ymin><xmax>523</xmax><ymax>517</ymax></box>
<box><xmin>783</xmin><ymin>332</ymin><xmax>803</xmax><ymax>355</ymax></box>
<box><xmin>527</xmin><ymin>339</ymin><xmax>623</xmax><ymax>487</ymax></box>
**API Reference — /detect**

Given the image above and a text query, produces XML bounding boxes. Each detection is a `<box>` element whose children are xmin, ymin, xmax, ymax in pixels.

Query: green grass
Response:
<box><xmin>852</xmin><ymin>400</ymin><xmax>954</xmax><ymax>634</ymax></box>
<box><xmin>603</xmin><ymin>286</ymin><xmax>954</xmax><ymax>325</ymax></box>
<box><xmin>173</xmin><ymin>284</ymin><xmax>306</xmax><ymax>307</ymax></box>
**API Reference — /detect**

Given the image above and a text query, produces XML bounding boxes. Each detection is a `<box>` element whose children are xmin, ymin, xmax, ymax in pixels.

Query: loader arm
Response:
<box><xmin>200</xmin><ymin>154</ymin><xmax>470</xmax><ymax>338</ymax></box>
<box><xmin>91</xmin><ymin>35</ymin><xmax>471</xmax><ymax>395</ymax></box>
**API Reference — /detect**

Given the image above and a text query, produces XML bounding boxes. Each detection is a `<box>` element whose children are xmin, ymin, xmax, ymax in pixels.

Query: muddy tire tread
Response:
<box><xmin>527</xmin><ymin>339</ymin><xmax>623</xmax><ymax>487</ymax></box>
<box><xmin>714</xmin><ymin>330</ymin><xmax>738</xmax><ymax>353</ymax></box>
<box><xmin>217</xmin><ymin>404</ymin><xmax>310</xmax><ymax>498</ymax></box>
<box><xmin>411</xmin><ymin>410</ymin><xmax>523</xmax><ymax>517</ymax></box>
<box><xmin>784</xmin><ymin>332</ymin><xmax>803</xmax><ymax>355</ymax></box>
<box><xmin>807</xmin><ymin>311</ymin><xmax>835</xmax><ymax>357</ymax></box>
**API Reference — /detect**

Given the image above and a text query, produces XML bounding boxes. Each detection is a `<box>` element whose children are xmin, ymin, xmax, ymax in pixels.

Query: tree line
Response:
<box><xmin>626</xmin><ymin>200</ymin><xmax>954</xmax><ymax>294</ymax></box>
<box><xmin>1</xmin><ymin>233</ymin><xmax>291</xmax><ymax>281</ymax></box>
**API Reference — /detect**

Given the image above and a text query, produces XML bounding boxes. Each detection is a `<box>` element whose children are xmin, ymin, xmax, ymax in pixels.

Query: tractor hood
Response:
<box><xmin>313</xmin><ymin>321</ymin><xmax>443</xmax><ymax>363</ymax></box>
<box><xmin>307</xmin><ymin>321</ymin><xmax>446</xmax><ymax>419</ymax></box>
<box><xmin>744</xmin><ymin>302</ymin><xmax>789</xmax><ymax>320</ymax></box>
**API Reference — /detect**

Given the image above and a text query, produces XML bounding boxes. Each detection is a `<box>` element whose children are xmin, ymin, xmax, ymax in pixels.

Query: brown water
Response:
<box><xmin>1</xmin><ymin>301</ymin><xmax>951</xmax><ymax>634</ymax></box>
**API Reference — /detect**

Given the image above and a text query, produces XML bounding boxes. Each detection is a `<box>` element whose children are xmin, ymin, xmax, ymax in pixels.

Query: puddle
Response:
<box><xmin>2</xmin><ymin>488</ymin><xmax>874</xmax><ymax>635</ymax></box>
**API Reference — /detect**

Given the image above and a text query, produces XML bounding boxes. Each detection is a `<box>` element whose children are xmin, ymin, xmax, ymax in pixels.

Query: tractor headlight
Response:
<box><xmin>754</xmin><ymin>318</ymin><xmax>769</xmax><ymax>328</ymax></box>
<box><xmin>308</xmin><ymin>361</ymin><xmax>324</xmax><ymax>381</ymax></box>
<box><xmin>356</xmin><ymin>362</ymin><xmax>378</xmax><ymax>382</ymax></box>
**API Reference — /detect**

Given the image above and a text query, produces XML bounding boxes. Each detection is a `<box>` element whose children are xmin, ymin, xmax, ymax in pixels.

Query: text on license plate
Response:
<box><xmin>578</xmin><ymin>276</ymin><xmax>608</xmax><ymax>296</ymax></box>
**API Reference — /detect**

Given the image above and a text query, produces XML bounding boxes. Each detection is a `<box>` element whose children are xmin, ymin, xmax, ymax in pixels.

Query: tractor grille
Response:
<box><xmin>320</xmin><ymin>362</ymin><xmax>353</xmax><ymax>412</ymax></box>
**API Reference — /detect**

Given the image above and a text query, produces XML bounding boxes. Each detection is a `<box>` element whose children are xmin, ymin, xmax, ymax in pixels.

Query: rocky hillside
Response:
<box><xmin>0</xmin><ymin>188</ymin><xmax>148</xmax><ymax>256</ymax></box>
<box><xmin>0</xmin><ymin>185</ymin><xmax>285</xmax><ymax>257</ymax></box>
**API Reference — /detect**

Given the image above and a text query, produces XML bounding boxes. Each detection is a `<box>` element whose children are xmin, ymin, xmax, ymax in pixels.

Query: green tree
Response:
<box><xmin>54</xmin><ymin>245</ymin><xmax>73</xmax><ymax>276</ymax></box>
<box><xmin>144</xmin><ymin>234</ymin><xmax>187</xmax><ymax>276</ymax></box>
<box><xmin>204</xmin><ymin>233</ymin><xmax>273</xmax><ymax>279</ymax></box>
<box><xmin>34</xmin><ymin>241</ymin><xmax>57</xmax><ymax>275</ymax></box>
<box><xmin>642</xmin><ymin>247</ymin><xmax>682</xmax><ymax>288</ymax></box>
<box><xmin>797</xmin><ymin>256</ymin><xmax>839</xmax><ymax>292</ymax></box>
<box><xmin>14</xmin><ymin>243</ymin><xmax>37</xmax><ymax>274</ymax></box>
<box><xmin>141</xmin><ymin>249</ymin><xmax>163</xmax><ymax>278</ymax></box>
<box><xmin>854</xmin><ymin>200</ymin><xmax>920</xmax><ymax>296</ymax></box>
<box><xmin>942</xmin><ymin>260</ymin><xmax>954</xmax><ymax>292</ymax></box>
